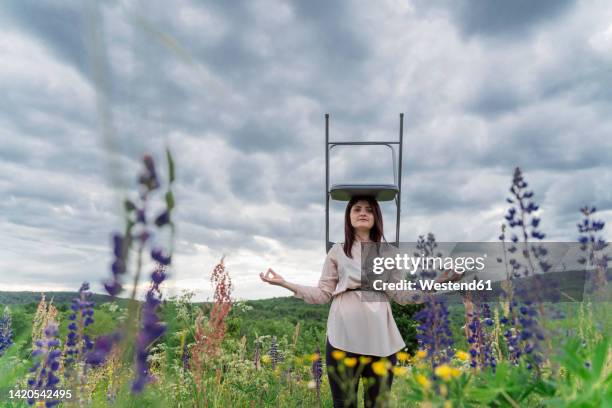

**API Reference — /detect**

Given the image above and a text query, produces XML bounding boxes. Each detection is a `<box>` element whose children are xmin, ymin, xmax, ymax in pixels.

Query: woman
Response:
<box><xmin>260</xmin><ymin>195</ymin><xmax>459</xmax><ymax>407</ymax></box>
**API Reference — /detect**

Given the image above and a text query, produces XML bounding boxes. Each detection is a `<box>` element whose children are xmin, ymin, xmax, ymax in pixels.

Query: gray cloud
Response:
<box><xmin>1</xmin><ymin>0</ymin><xmax>611</xmax><ymax>300</ymax></box>
<box><xmin>3</xmin><ymin>0</ymin><xmax>89</xmax><ymax>74</ymax></box>
<box><xmin>415</xmin><ymin>0</ymin><xmax>576</xmax><ymax>39</ymax></box>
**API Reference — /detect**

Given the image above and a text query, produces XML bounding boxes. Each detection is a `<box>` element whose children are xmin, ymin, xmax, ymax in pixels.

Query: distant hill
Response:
<box><xmin>0</xmin><ymin>291</ymin><xmax>124</xmax><ymax>306</ymax></box>
<box><xmin>0</xmin><ymin>291</ymin><xmax>329</xmax><ymax>313</ymax></box>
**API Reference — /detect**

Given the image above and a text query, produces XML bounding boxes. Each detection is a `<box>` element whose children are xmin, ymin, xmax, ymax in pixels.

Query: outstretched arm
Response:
<box><xmin>260</xmin><ymin>246</ymin><xmax>339</xmax><ymax>305</ymax></box>
<box><xmin>259</xmin><ymin>268</ymin><xmax>301</xmax><ymax>294</ymax></box>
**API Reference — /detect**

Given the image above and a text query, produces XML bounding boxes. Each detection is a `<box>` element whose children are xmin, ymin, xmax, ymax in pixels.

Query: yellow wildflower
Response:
<box><xmin>359</xmin><ymin>356</ymin><xmax>372</xmax><ymax>365</ymax></box>
<box><xmin>261</xmin><ymin>355</ymin><xmax>271</xmax><ymax>364</ymax></box>
<box><xmin>372</xmin><ymin>361</ymin><xmax>388</xmax><ymax>376</ymax></box>
<box><xmin>344</xmin><ymin>357</ymin><xmax>358</xmax><ymax>368</ymax></box>
<box><xmin>396</xmin><ymin>351</ymin><xmax>410</xmax><ymax>362</ymax></box>
<box><xmin>451</xmin><ymin>367</ymin><xmax>461</xmax><ymax>378</ymax></box>
<box><xmin>415</xmin><ymin>350</ymin><xmax>427</xmax><ymax>360</ymax></box>
<box><xmin>331</xmin><ymin>350</ymin><xmax>346</xmax><ymax>360</ymax></box>
<box><xmin>434</xmin><ymin>364</ymin><xmax>453</xmax><ymax>382</ymax></box>
<box><xmin>309</xmin><ymin>353</ymin><xmax>320</xmax><ymax>363</ymax></box>
<box><xmin>455</xmin><ymin>351</ymin><xmax>469</xmax><ymax>362</ymax></box>
<box><xmin>392</xmin><ymin>366</ymin><xmax>408</xmax><ymax>376</ymax></box>
<box><xmin>415</xmin><ymin>374</ymin><xmax>431</xmax><ymax>390</ymax></box>
<box><xmin>444</xmin><ymin>400</ymin><xmax>452</xmax><ymax>408</ymax></box>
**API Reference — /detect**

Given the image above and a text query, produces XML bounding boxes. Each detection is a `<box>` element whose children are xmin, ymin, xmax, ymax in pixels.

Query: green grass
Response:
<box><xmin>0</xmin><ymin>293</ymin><xmax>610</xmax><ymax>407</ymax></box>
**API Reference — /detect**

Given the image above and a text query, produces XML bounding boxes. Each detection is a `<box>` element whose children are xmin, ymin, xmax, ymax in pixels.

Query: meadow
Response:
<box><xmin>0</xmin><ymin>152</ymin><xmax>610</xmax><ymax>407</ymax></box>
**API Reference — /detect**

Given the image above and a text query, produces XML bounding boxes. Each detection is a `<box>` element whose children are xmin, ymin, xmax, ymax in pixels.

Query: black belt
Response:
<box><xmin>332</xmin><ymin>288</ymin><xmax>376</xmax><ymax>300</ymax></box>
<box><xmin>333</xmin><ymin>288</ymin><xmax>362</xmax><ymax>298</ymax></box>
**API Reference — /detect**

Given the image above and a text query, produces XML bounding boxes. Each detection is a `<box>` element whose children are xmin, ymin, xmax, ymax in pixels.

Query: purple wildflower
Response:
<box><xmin>268</xmin><ymin>336</ymin><xmax>283</xmax><ymax>370</ymax></box>
<box><xmin>64</xmin><ymin>282</ymin><xmax>95</xmax><ymax>370</ymax></box>
<box><xmin>413</xmin><ymin>233</ymin><xmax>454</xmax><ymax>368</ymax></box>
<box><xmin>132</xmin><ymin>264</ymin><xmax>168</xmax><ymax>393</ymax></box>
<box><xmin>93</xmin><ymin>151</ymin><xmax>175</xmax><ymax>387</ymax></box>
<box><xmin>467</xmin><ymin>302</ymin><xmax>496</xmax><ymax>370</ymax></box>
<box><xmin>182</xmin><ymin>342</ymin><xmax>190</xmax><ymax>370</ymax></box>
<box><xmin>0</xmin><ymin>307</ymin><xmax>13</xmax><ymax>357</ymax></box>
<box><xmin>27</xmin><ymin>323</ymin><xmax>62</xmax><ymax>407</ymax></box>
<box><xmin>85</xmin><ymin>332</ymin><xmax>122</xmax><ymax>366</ymax></box>
<box><xmin>151</xmin><ymin>248</ymin><xmax>171</xmax><ymax>266</ymax></box>
<box><xmin>499</xmin><ymin>167</ymin><xmax>551</xmax><ymax>370</ymax></box>
<box><xmin>577</xmin><ymin>206</ymin><xmax>609</xmax><ymax>292</ymax></box>
<box><xmin>414</xmin><ymin>233</ymin><xmax>443</xmax><ymax>279</ymax></box>
<box><xmin>503</xmin><ymin>167</ymin><xmax>551</xmax><ymax>278</ymax></box>
<box><xmin>154</xmin><ymin>210</ymin><xmax>170</xmax><ymax>227</ymax></box>
<box><xmin>311</xmin><ymin>345</ymin><xmax>323</xmax><ymax>402</ymax></box>
<box><xmin>104</xmin><ymin>233</ymin><xmax>127</xmax><ymax>297</ymax></box>
<box><xmin>139</xmin><ymin>154</ymin><xmax>160</xmax><ymax>192</ymax></box>
<box><xmin>415</xmin><ymin>296</ymin><xmax>454</xmax><ymax>368</ymax></box>
<box><xmin>253</xmin><ymin>341</ymin><xmax>261</xmax><ymax>370</ymax></box>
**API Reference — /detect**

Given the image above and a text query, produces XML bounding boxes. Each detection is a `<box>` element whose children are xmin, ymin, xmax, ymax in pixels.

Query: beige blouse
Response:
<box><xmin>293</xmin><ymin>241</ymin><xmax>422</xmax><ymax>357</ymax></box>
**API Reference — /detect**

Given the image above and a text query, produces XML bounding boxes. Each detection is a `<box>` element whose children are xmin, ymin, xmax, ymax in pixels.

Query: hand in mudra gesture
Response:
<box><xmin>435</xmin><ymin>269</ymin><xmax>464</xmax><ymax>284</ymax></box>
<box><xmin>260</xmin><ymin>268</ymin><xmax>285</xmax><ymax>286</ymax></box>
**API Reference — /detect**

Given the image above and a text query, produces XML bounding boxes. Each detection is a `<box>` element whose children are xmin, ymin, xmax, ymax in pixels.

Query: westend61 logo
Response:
<box><xmin>371</xmin><ymin>254</ymin><xmax>487</xmax><ymax>275</ymax></box>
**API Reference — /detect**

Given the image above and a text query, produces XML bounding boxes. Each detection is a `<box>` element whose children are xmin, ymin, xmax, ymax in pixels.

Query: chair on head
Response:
<box><xmin>325</xmin><ymin>114</ymin><xmax>404</xmax><ymax>252</ymax></box>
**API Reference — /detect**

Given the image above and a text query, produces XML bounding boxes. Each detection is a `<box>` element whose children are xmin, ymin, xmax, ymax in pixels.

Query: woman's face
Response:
<box><xmin>350</xmin><ymin>200</ymin><xmax>375</xmax><ymax>231</ymax></box>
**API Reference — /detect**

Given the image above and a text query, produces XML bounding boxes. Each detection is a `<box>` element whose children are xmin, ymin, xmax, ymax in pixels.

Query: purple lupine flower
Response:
<box><xmin>267</xmin><ymin>336</ymin><xmax>284</xmax><ymax>370</ymax></box>
<box><xmin>0</xmin><ymin>307</ymin><xmax>13</xmax><ymax>357</ymax></box>
<box><xmin>253</xmin><ymin>341</ymin><xmax>261</xmax><ymax>370</ymax></box>
<box><xmin>139</xmin><ymin>154</ymin><xmax>160</xmax><ymax>191</ymax></box>
<box><xmin>64</xmin><ymin>282</ymin><xmax>95</xmax><ymax>370</ymax></box>
<box><xmin>311</xmin><ymin>345</ymin><xmax>323</xmax><ymax>402</ymax></box>
<box><xmin>103</xmin><ymin>154</ymin><xmax>165</xmax><ymax>297</ymax></box>
<box><xmin>151</xmin><ymin>268</ymin><xmax>167</xmax><ymax>285</ymax></box>
<box><xmin>414</xmin><ymin>233</ymin><xmax>443</xmax><ymax>279</ymax></box>
<box><xmin>27</xmin><ymin>323</ymin><xmax>62</xmax><ymax>407</ymax></box>
<box><xmin>85</xmin><ymin>332</ymin><xmax>122</xmax><ymax>366</ymax></box>
<box><xmin>516</xmin><ymin>300</ymin><xmax>546</xmax><ymax>369</ymax></box>
<box><xmin>414</xmin><ymin>296</ymin><xmax>454</xmax><ymax>368</ymax></box>
<box><xmin>93</xmin><ymin>151</ymin><xmax>175</xmax><ymax>386</ymax></box>
<box><xmin>499</xmin><ymin>167</ymin><xmax>551</xmax><ymax>369</ymax></box>
<box><xmin>503</xmin><ymin>167</ymin><xmax>551</xmax><ymax>278</ymax></box>
<box><xmin>467</xmin><ymin>302</ymin><xmax>496</xmax><ymax>370</ymax></box>
<box><xmin>151</xmin><ymin>248</ymin><xmax>171</xmax><ymax>266</ymax></box>
<box><xmin>182</xmin><ymin>342</ymin><xmax>190</xmax><ymax>370</ymax></box>
<box><xmin>413</xmin><ymin>233</ymin><xmax>454</xmax><ymax>368</ymax></box>
<box><xmin>104</xmin><ymin>233</ymin><xmax>127</xmax><ymax>297</ymax></box>
<box><xmin>154</xmin><ymin>210</ymin><xmax>170</xmax><ymax>227</ymax></box>
<box><xmin>132</xmin><ymin>264</ymin><xmax>168</xmax><ymax>393</ymax></box>
<box><xmin>577</xmin><ymin>206</ymin><xmax>609</xmax><ymax>292</ymax></box>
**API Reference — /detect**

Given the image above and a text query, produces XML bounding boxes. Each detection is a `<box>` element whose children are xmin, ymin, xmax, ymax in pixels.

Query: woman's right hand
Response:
<box><xmin>260</xmin><ymin>268</ymin><xmax>286</xmax><ymax>287</ymax></box>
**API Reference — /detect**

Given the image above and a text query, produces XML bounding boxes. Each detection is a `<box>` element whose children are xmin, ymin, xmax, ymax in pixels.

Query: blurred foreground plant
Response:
<box><xmin>85</xmin><ymin>149</ymin><xmax>176</xmax><ymax>396</ymax></box>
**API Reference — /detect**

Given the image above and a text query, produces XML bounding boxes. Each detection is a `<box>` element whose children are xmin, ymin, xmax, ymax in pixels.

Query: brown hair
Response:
<box><xmin>343</xmin><ymin>195</ymin><xmax>386</xmax><ymax>258</ymax></box>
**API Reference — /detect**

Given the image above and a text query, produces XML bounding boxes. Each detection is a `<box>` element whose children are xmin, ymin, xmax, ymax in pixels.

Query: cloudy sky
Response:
<box><xmin>1</xmin><ymin>0</ymin><xmax>611</xmax><ymax>301</ymax></box>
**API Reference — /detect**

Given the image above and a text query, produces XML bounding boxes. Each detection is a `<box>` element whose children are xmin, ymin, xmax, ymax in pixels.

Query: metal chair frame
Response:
<box><xmin>325</xmin><ymin>113</ymin><xmax>404</xmax><ymax>252</ymax></box>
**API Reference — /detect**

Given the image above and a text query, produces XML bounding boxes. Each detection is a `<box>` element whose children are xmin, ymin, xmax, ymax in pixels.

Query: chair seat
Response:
<box><xmin>330</xmin><ymin>184</ymin><xmax>399</xmax><ymax>201</ymax></box>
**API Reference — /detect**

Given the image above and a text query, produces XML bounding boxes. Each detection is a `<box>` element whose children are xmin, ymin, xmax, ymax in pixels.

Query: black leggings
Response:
<box><xmin>325</xmin><ymin>337</ymin><xmax>397</xmax><ymax>408</ymax></box>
